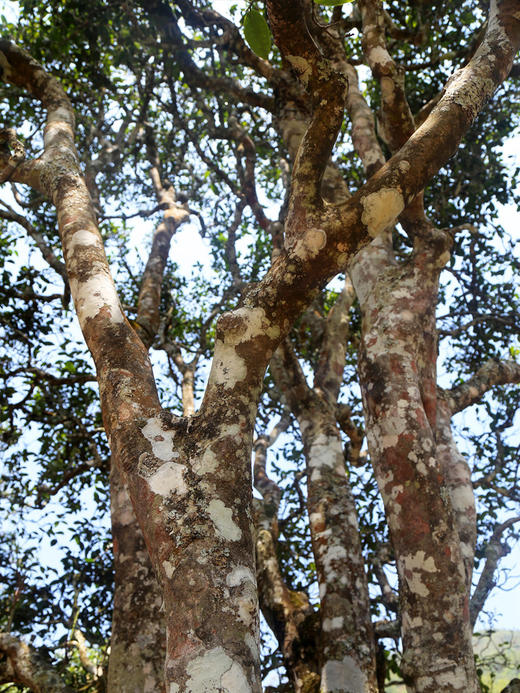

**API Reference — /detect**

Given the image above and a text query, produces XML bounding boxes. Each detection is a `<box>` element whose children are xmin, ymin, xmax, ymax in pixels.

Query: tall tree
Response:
<box><xmin>1</xmin><ymin>1</ymin><xmax>520</xmax><ymax>692</ymax></box>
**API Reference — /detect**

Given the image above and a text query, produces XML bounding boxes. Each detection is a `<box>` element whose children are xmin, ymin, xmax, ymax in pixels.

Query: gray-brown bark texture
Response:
<box><xmin>1</xmin><ymin>1</ymin><xmax>520</xmax><ymax>690</ymax></box>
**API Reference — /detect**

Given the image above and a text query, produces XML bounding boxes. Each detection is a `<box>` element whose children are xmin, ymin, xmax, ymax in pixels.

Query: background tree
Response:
<box><xmin>0</xmin><ymin>0</ymin><xmax>519</xmax><ymax>692</ymax></box>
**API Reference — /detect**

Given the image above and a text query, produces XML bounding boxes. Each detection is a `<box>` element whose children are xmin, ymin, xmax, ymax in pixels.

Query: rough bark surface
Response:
<box><xmin>107</xmin><ymin>464</ymin><xmax>166</xmax><ymax>693</ymax></box>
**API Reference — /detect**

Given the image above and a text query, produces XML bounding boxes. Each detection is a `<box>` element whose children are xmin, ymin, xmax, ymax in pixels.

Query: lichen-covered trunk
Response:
<box><xmin>352</xmin><ymin>235</ymin><xmax>478</xmax><ymax>692</ymax></box>
<box><xmin>107</xmin><ymin>463</ymin><xmax>166</xmax><ymax>693</ymax></box>
<box><xmin>253</xmin><ymin>430</ymin><xmax>321</xmax><ymax>693</ymax></box>
<box><xmin>271</xmin><ymin>334</ymin><xmax>378</xmax><ymax>692</ymax></box>
<box><xmin>302</xmin><ymin>412</ymin><xmax>378</xmax><ymax>693</ymax></box>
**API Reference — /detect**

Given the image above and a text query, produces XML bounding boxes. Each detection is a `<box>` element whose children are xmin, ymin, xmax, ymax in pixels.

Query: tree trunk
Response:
<box><xmin>352</xmin><ymin>233</ymin><xmax>479</xmax><ymax>692</ymax></box>
<box><xmin>107</xmin><ymin>463</ymin><xmax>166</xmax><ymax>693</ymax></box>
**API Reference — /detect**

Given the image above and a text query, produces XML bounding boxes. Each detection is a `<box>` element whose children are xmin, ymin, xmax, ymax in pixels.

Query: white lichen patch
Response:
<box><xmin>321</xmin><ymin>655</ymin><xmax>367</xmax><ymax>692</ymax></box>
<box><xmin>236</xmin><ymin>586</ymin><xmax>258</xmax><ymax>628</ymax></box>
<box><xmin>185</xmin><ymin>648</ymin><xmax>251</xmax><ymax>693</ymax></box>
<box><xmin>286</xmin><ymin>54</ymin><xmax>312</xmax><ymax>87</ymax></box>
<box><xmin>322</xmin><ymin>616</ymin><xmax>344</xmax><ymax>632</ymax></box>
<box><xmin>210</xmin><ymin>342</ymin><xmax>247</xmax><ymax>389</ymax></box>
<box><xmin>308</xmin><ymin>434</ymin><xmax>342</xmax><ymax>471</ymax></box>
<box><xmin>368</xmin><ymin>45</ymin><xmax>390</xmax><ymax>67</ymax></box>
<box><xmin>66</xmin><ymin>228</ymin><xmax>100</xmax><ymax>254</ymax></box>
<box><xmin>142</xmin><ymin>417</ymin><xmax>177</xmax><ymax>461</ymax></box>
<box><xmin>70</xmin><ymin>274</ymin><xmax>125</xmax><ymax>326</ymax></box>
<box><xmin>400</xmin><ymin>551</ymin><xmax>438</xmax><ymax>598</ymax></box>
<box><xmin>226</xmin><ymin>565</ymin><xmax>256</xmax><ymax>588</ymax></box>
<box><xmin>322</xmin><ymin>544</ymin><xmax>347</xmax><ymax>575</ymax></box>
<box><xmin>192</xmin><ymin>446</ymin><xmax>218</xmax><ymax>475</ymax></box>
<box><xmin>451</xmin><ymin>484</ymin><xmax>475</xmax><ymax>512</ymax></box>
<box><xmin>147</xmin><ymin>461</ymin><xmax>187</xmax><ymax>497</ymax></box>
<box><xmin>361</xmin><ymin>188</ymin><xmax>404</xmax><ymax>237</ymax></box>
<box><xmin>162</xmin><ymin>560</ymin><xmax>175</xmax><ymax>579</ymax></box>
<box><xmin>208</xmin><ymin>499</ymin><xmax>242</xmax><ymax>541</ymax></box>
<box><xmin>293</xmin><ymin>228</ymin><xmax>327</xmax><ymax>261</ymax></box>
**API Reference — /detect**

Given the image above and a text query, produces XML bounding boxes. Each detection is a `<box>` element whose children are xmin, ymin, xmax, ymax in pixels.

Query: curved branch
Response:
<box><xmin>0</xmin><ymin>40</ymin><xmax>162</xmax><ymax>439</ymax></box>
<box><xmin>0</xmin><ymin>633</ymin><xmax>74</xmax><ymax>693</ymax></box>
<box><xmin>470</xmin><ymin>516</ymin><xmax>520</xmax><ymax>626</ymax></box>
<box><xmin>445</xmin><ymin>359</ymin><xmax>520</xmax><ymax>414</ymax></box>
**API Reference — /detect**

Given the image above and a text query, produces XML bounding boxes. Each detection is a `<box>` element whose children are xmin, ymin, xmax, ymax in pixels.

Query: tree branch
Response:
<box><xmin>0</xmin><ymin>633</ymin><xmax>74</xmax><ymax>693</ymax></box>
<box><xmin>445</xmin><ymin>359</ymin><xmax>520</xmax><ymax>414</ymax></box>
<box><xmin>470</xmin><ymin>516</ymin><xmax>520</xmax><ymax>626</ymax></box>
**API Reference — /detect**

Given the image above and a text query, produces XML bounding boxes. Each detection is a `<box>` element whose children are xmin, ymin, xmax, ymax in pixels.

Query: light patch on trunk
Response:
<box><xmin>451</xmin><ymin>484</ymin><xmax>475</xmax><ymax>512</ymax></box>
<box><xmin>308</xmin><ymin>434</ymin><xmax>341</xmax><ymax>470</ymax></box>
<box><xmin>400</xmin><ymin>551</ymin><xmax>438</xmax><ymax>598</ymax></box>
<box><xmin>380</xmin><ymin>75</ymin><xmax>395</xmax><ymax>101</ymax></box>
<box><xmin>322</xmin><ymin>544</ymin><xmax>347</xmax><ymax>575</ymax></box>
<box><xmin>322</xmin><ymin>616</ymin><xmax>344</xmax><ymax>632</ymax></box>
<box><xmin>292</xmin><ymin>228</ymin><xmax>327</xmax><ymax>261</ymax></box>
<box><xmin>226</xmin><ymin>565</ymin><xmax>256</xmax><ymax>588</ymax></box>
<box><xmin>364</xmin><ymin>148</ymin><xmax>385</xmax><ymax>168</ymax></box>
<box><xmin>147</xmin><ymin>461</ymin><xmax>187</xmax><ymax>497</ymax></box>
<box><xmin>118</xmin><ymin>505</ymin><xmax>135</xmax><ymax>526</ymax></box>
<box><xmin>368</xmin><ymin>46</ymin><xmax>389</xmax><ymax>66</ymax></box>
<box><xmin>185</xmin><ymin>648</ymin><xmax>251</xmax><ymax>693</ymax></box>
<box><xmin>286</xmin><ymin>55</ymin><xmax>312</xmax><ymax>87</ymax></box>
<box><xmin>163</xmin><ymin>560</ymin><xmax>175</xmax><ymax>579</ymax></box>
<box><xmin>361</xmin><ymin>188</ymin><xmax>404</xmax><ymax>237</ymax></box>
<box><xmin>71</xmin><ymin>274</ymin><xmax>125</xmax><ymax>326</ymax></box>
<box><xmin>142</xmin><ymin>417</ymin><xmax>177</xmax><ymax>461</ymax></box>
<box><xmin>210</xmin><ymin>342</ymin><xmax>247</xmax><ymax>389</ymax></box>
<box><xmin>66</xmin><ymin>228</ymin><xmax>100</xmax><ymax>254</ymax></box>
<box><xmin>208</xmin><ymin>499</ymin><xmax>242</xmax><ymax>541</ymax></box>
<box><xmin>237</xmin><ymin>588</ymin><xmax>257</xmax><ymax>628</ymax></box>
<box><xmin>192</xmin><ymin>446</ymin><xmax>218</xmax><ymax>475</ymax></box>
<box><xmin>321</xmin><ymin>655</ymin><xmax>367</xmax><ymax>692</ymax></box>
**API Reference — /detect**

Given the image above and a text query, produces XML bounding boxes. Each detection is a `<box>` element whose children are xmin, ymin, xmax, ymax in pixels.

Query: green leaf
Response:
<box><xmin>243</xmin><ymin>9</ymin><xmax>271</xmax><ymax>60</ymax></box>
<box><xmin>313</xmin><ymin>0</ymin><xmax>354</xmax><ymax>5</ymax></box>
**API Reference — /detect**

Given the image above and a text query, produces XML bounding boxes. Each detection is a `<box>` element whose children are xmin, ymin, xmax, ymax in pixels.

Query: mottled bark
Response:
<box><xmin>0</xmin><ymin>633</ymin><xmax>74</xmax><ymax>693</ymax></box>
<box><xmin>446</xmin><ymin>358</ymin><xmax>520</xmax><ymax>413</ymax></box>
<box><xmin>108</xmin><ymin>463</ymin><xmax>166</xmax><ymax>693</ymax></box>
<box><xmin>134</xmin><ymin>165</ymin><xmax>189</xmax><ymax>347</ymax></box>
<box><xmin>271</xmin><ymin>341</ymin><xmax>378</xmax><ymax>693</ymax></box>
<box><xmin>470</xmin><ymin>516</ymin><xmax>520</xmax><ymax>626</ymax></box>
<box><xmin>254</xmin><ymin>424</ymin><xmax>320</xmax><ymax>693</ymax></box>
<box><xmin>352</xmin><ymin>233</ymin><xmax>479</xmax><ymax>693</ymax></box>
<box><xmin>358</xmin><ymin>0</ymin><xmax>415</xmax><ymax>152</ymax></box>
<box><xmin>436</xmin><ymin>397</ymin><xmax>477</xmax><ymax>591</ymax></box>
